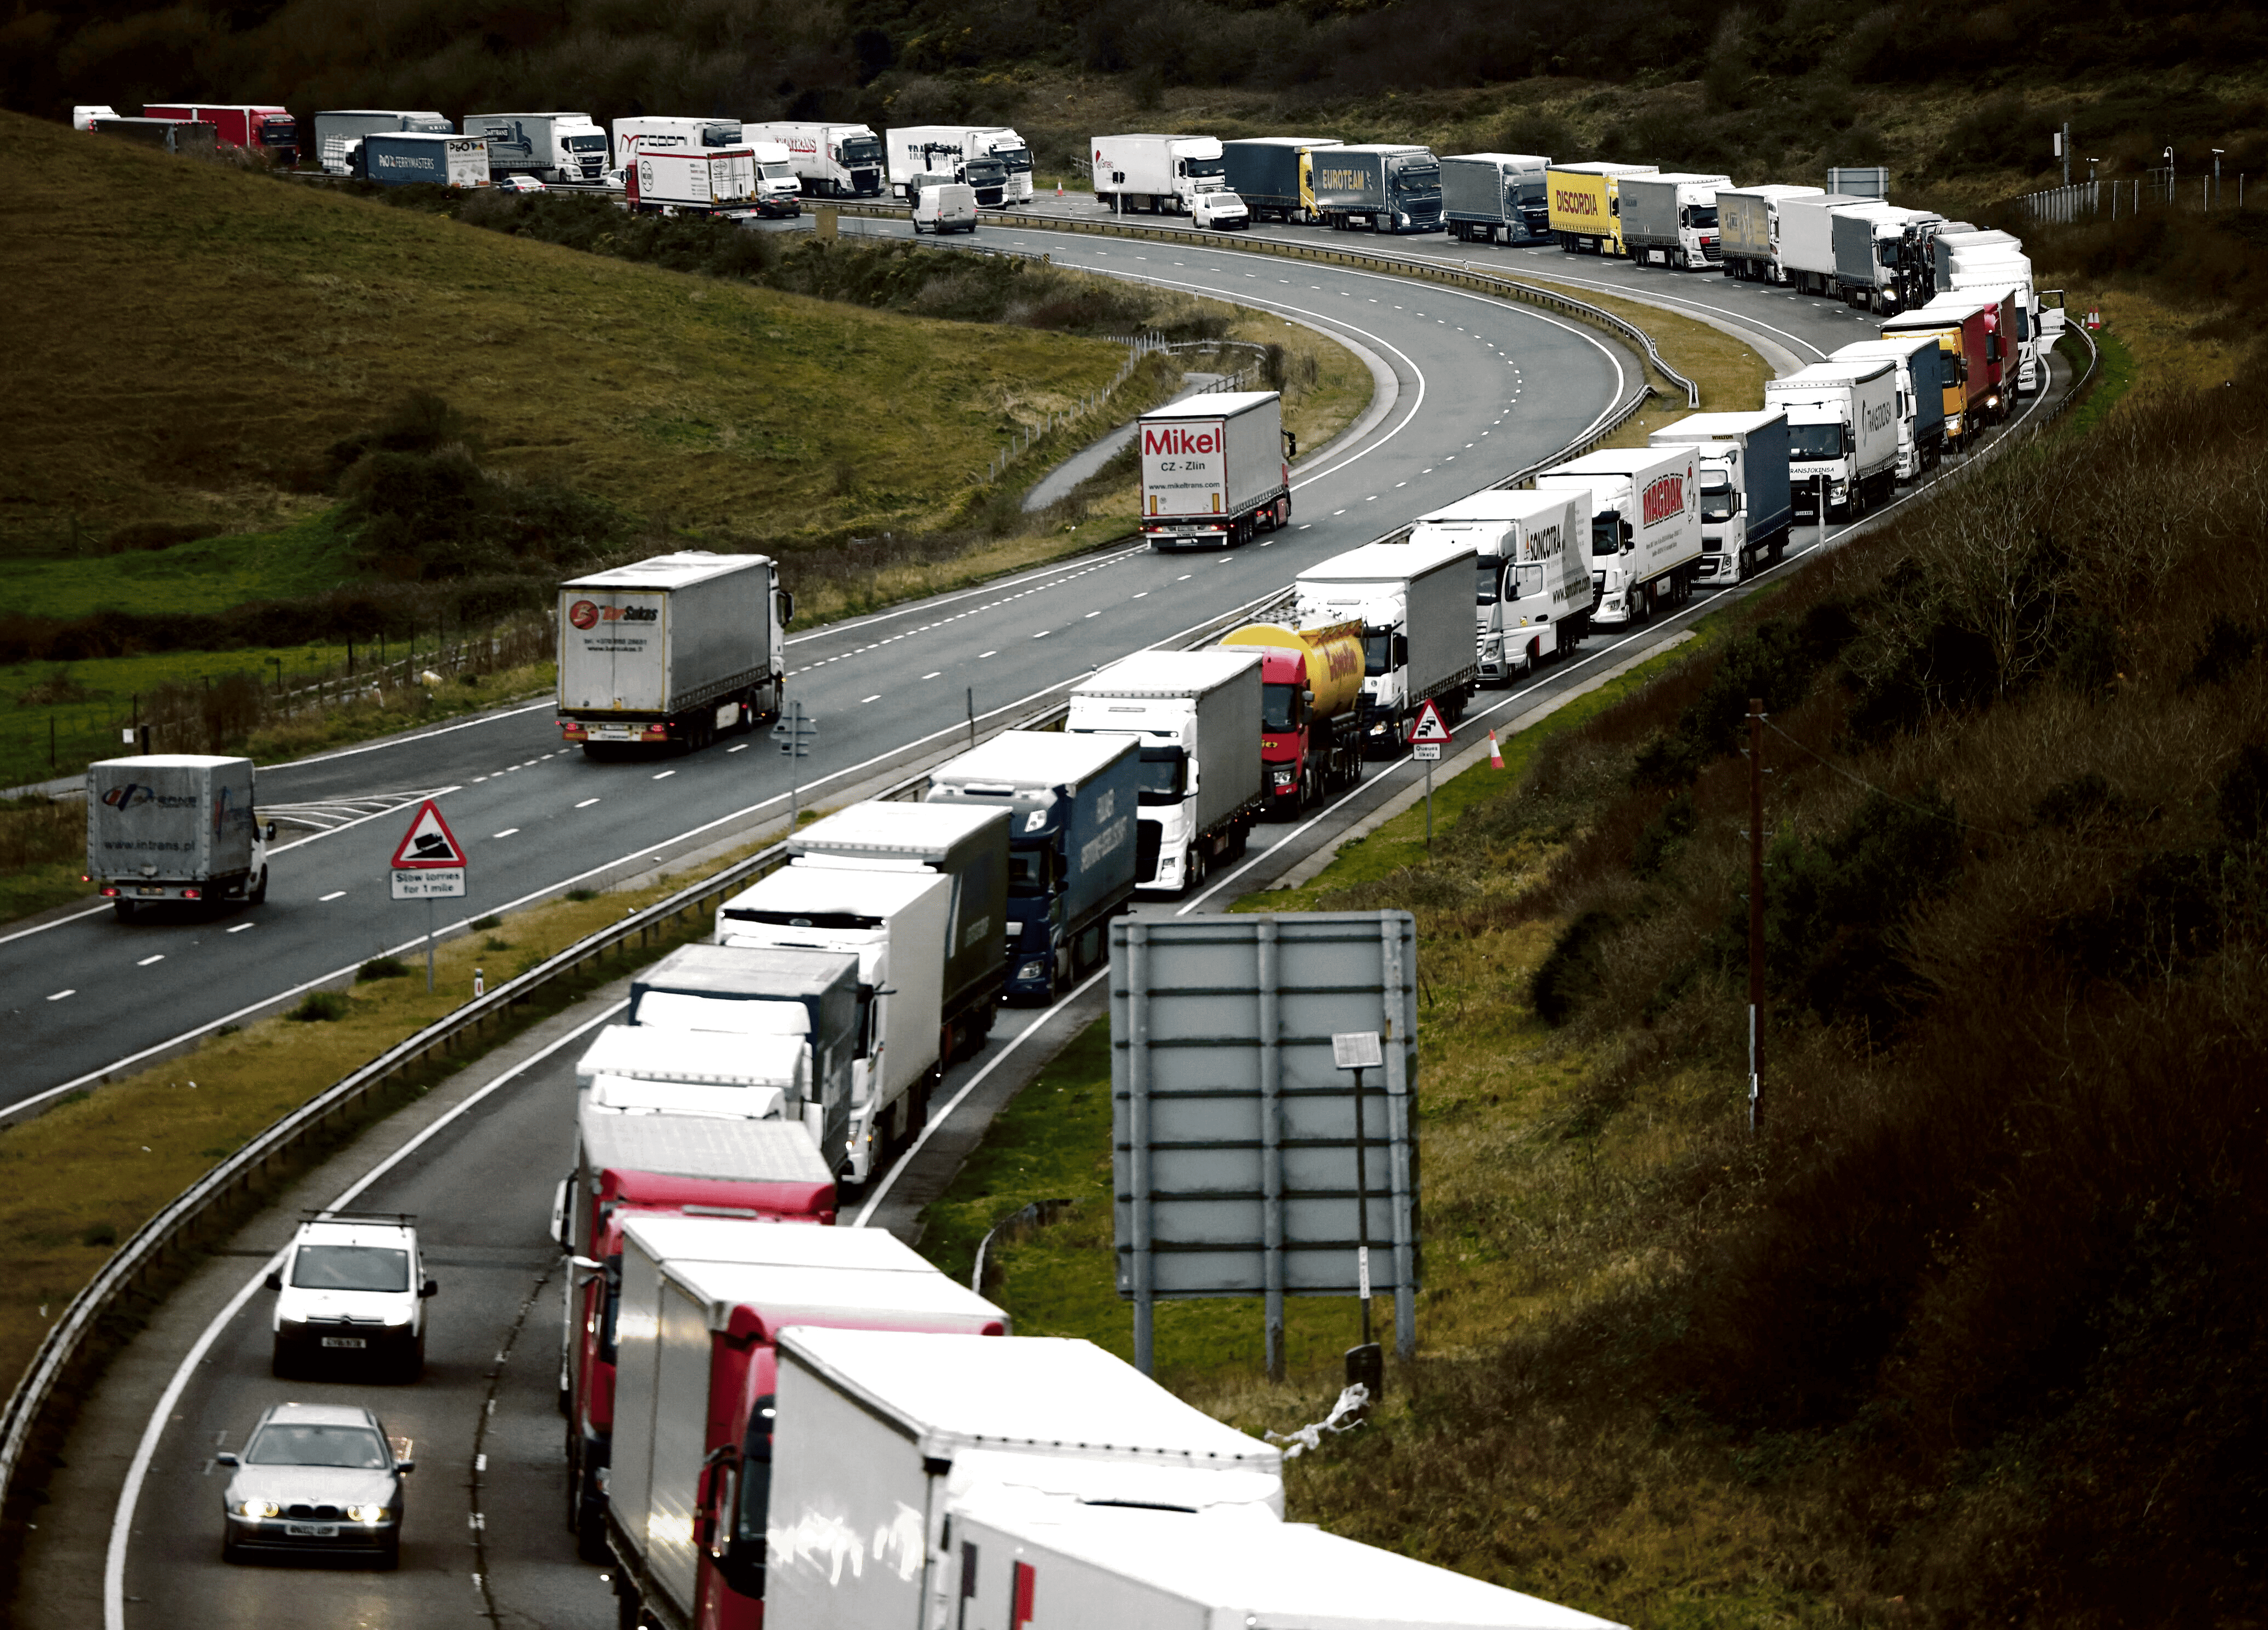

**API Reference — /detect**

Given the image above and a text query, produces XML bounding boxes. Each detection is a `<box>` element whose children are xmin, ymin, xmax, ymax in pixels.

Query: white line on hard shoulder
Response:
<box><xmin>319</xmin><ymin>890</ymin><xmax>346</xmax><ymax>902</ymax></box>
<box><xmin>652</xmin><ymin>770</ymin><xmax>675</xmax><ymax>780</ymax></box>
<box><xmin>136</xmin><ymin>954</ymin><xmax>163</xmax><ymax>967</ymax></box>
<box><xmin>47</xmin><ymin>989</ymin><xmax>72</xmax><ymax>1001</ymax></box>
<box><xmin>227</xmin><ymin>923</ymin><xmax>253</xmax><ymax>934</ymax></box>
<box><xmin>575</xmin><ymin>798</ymin><xmax>600</xmax><ymax>809</ymax></box>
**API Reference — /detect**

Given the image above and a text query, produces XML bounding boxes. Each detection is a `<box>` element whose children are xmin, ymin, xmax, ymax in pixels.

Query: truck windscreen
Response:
<box><xmin>1008</xmin><ymin>846</ymin><xmax>1056</xmax><ymax>895</ymax></box>
<box><xmin>965</xmin><ymin>160</ymin><xmax>1007</xmax><ymax>185</ymax></box>
<box><xmin>995</xmin><ymin>145</ymin><xmax>1033</xmax><ymax>170</ymax></box>
<box><xmin>1787</xmin><ymin>422</ymin><xmax>1852</xmax><ymax>459</ymax></box>
<box><xmin>1263</xmin><ymin>683</ymin><xmax>1301</xmax><ymax>731</ymax></box>
<box><xmin>1392</xmin><ymin>161</ymin><xmax>1440</xmax><ymax>192</ymax></box>
<box><xmin>842</xmin><ymin>137</ymin><xmax>882</xmax><ymax>164</ymax></box>
<box><xmin>261</xmin><ymin>120</ymin><xmax>297</xmax><ymax>144</ymax></box>
<box><xmin>1683</xmin><ymin>204</ymin><xmax>1719</xmax><ymax>228</ymax></box>
<box><xmin>1701</xmin><ymin>481</ymin><xmax>1736</xmax><ymax>522</ymax></box>
<box><xmin>1474</xmin><ymin>560</ymin><xmax>1501</xmax><ymax>605</ymax></box>
<box><xmin>1364</xmin><ymin>632</ymin><xmax>1394</xmax><ymax>676</ymax></box>
<box><xmin>1137</xmin><ymin>746</ymin><xmax>1187</xmax><ymax>804</ymax></box>
<box><xmin>567</xmin><ymin>134</ymin><xmax>606</xmax><ymax>151</ymax></box>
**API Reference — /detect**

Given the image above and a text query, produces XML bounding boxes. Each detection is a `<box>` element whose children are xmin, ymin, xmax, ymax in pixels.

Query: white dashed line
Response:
<box><xmin>575</xmin><ymin>798</ymin><xmax>600</xmax><ymax>808</ymax></box>
<box><xmin>921</xmin><ymin>671</ymin><xmax>942</xmax><ymax>680</ymax></box>
<box><xmin>493</xmin><ymin>828</ymin><xmax>519</xmax><ymax>839</ymax></box>
<box><xmin>727</xmin><ymin>743</ymin><xmax>747</xmax><ymax>753</ymax></box>
<box><xmin>861</xmin><ymin>694</ymin><xmax>882</xmax><ymax>703</ymax></box>
<box><xmin>979</xmin><ymin>650</ymin><xmax>997</xmax><ymax>659</ymax></box>
<box><xmin>319</xmin><ymin>891</ymin><xmax>346</xmax><ymax>902</ymax></box>
<box><xmin>653</xmin><ymin>770</ymin><xmax>675</xmax><ymax>780</ymax></box>
<box><xmin>137</xmin><ymin>954</ymin><xmax>163</xmax><ymax>967</ymax></box>
<box><xmin>227</xmin><ymin>923</ymin><xmax>253</xmax><ymax>934</ymax></box>
<box><xmin>47</xmin><ymin>989</ymin><xmax>73</xmax><ymax>1002</ymax></box>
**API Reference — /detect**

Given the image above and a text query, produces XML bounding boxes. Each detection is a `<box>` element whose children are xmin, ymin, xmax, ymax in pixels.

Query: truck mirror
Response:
<box><xmin>777</xmin><ymin>590</ymin><xmax>796</xmax><ymax>627</ymax></box>
<box><xmin>1302</xmin><ymin>690</ymin><xmax>1315</xmax><ymax>707</ymax></box>
<box><xmin>264</xmin><ymin>821</ymin><xmax>278</xmax><ymax>842</ymax></box>
<box><xmin>420</xmin><ymin>1278</ymin><xmax>439</xmax><ymax>1298</ymax></box>
<box><xmin>1619</xmin><ymin>522</ymin><xmax>1635</xmax><ymax>550</ymax></box>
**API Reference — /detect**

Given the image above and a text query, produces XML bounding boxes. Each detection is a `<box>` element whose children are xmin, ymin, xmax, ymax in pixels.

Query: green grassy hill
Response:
<box><xmin>0</xmin><ymin>110</ymin><xmax>1122</xmax><ymax>557</ymax></box>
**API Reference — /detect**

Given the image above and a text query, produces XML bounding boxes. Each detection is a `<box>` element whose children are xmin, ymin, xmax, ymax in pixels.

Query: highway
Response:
<box><xmin>12</xmin><ymin>206</ymin><xmax>2080</xmax><ymax>1630</ymax></box>
<box><xmin>1</xmin><ymin>225</ymin><xmax>1634</xmax><ymax>1116</ymax></box>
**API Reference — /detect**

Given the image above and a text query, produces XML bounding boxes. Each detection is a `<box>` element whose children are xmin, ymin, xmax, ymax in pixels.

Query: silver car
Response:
<box><xmin>217</xmin><ymin>1401</ymin><xmax>412</xmax><ymax>1567</ymax></box>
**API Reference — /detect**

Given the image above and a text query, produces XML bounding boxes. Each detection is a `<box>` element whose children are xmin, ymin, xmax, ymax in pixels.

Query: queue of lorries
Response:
<box><xmin>71</xmin><ymin>99</ymin><xmax>1040</xmax><ymax>222</ymax></box>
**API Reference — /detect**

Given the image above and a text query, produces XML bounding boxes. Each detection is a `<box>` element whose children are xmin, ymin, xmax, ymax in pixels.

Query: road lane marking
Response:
<box><xmin>136</xmin><ymin>954</ymin><xmax>163</xmax><ymax>967</ymax></box>
<box><xmin>727</xmin><ymin>743</ymin><xmax>747</xmax><ymax>752</ymax></box>
<box><xmin>574</xmin><ymin>798</ymin><xmax>600</xmax><ymax>808</ymax></box>
<box><xmin>979</xmin><ymin>650</ymin><xmax>997</xmax><ymax>658</ymax></box>
<box><xmin>652</xmin><ymin>770</ymin><xmax>675</xmax><ymax>780</ymax></box>
<box><xmin>861</xmin><ymin>694</ymin><xmax>882</xmax><ymax>702</ymax></box>
<box><xmin>47</xmin><ymin>989</ymin><xmax>72</xmax><ymax>1001</ymax></box>
<box><xmin>493</xmin><ymin>828</ymin><xmax>520</xmax><ymax>839</ymax></box>
<box><xmin>921</xmin><ymin>671</ymin><xmax>942</xmax><ymax>679</ymax></box>
<box><xmin>319</xmin><ymin>890</ymin><xmax>346</xmax><ymax>902</ymax></box>
<box><xmin>227</xmin><ymin>923</ymin><xmax>253</xmax><ymax>933</ymax></box>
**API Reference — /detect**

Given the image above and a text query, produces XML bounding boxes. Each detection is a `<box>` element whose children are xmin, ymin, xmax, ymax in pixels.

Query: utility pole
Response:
<box><xmin>1747</xmin><ymin>697</ymin><xmax>1766</xmax><ymax>1133</ymax></box>
<box><xmin>2213</xmin><ymin>149</ymin><xmax>2225</xmax><ymax>210</ymax></box>
<box><xmin>2058</xmin><ymin>123</ymin><xmax>2070</xmax><ymax>187</ymax></box>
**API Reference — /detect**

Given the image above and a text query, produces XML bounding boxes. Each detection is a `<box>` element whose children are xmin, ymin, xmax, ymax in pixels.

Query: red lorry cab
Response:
<box><xmin>563</xmin><ymin>1113</ymin><xmax>836</xmax><ymax>1560</ymax></box>
<box><xmin>142</xmin><ymin>103</ymin><xmax>298</xmax><ymax>165</ymax></box>
<box><xmin>602</xmin><ymin>1216</ymin><xmax>1007</xmax><ymax>1630</ymax></box>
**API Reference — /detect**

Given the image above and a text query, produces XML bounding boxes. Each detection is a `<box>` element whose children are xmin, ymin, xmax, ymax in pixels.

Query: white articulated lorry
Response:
<box><xmin>1648</xmin><ymin>409</ymin><xmax>1794</xmax><ymax>584</ymax></box>
<box><xmin>714</xmin><ymin>864</ymin><xmax>949</xmax><ymax>1186</ymax></box>
<box><xmin>885</xmin><ymin>125</ymin><xmax>1024</xmax><ymax>203</ymax></box>
<box><xmin>1618</xmin><ymin>171</ymin><xmax>1733</xmax><ymax>271</ymax></box>
<box><xmin>556</xmin><ymin>551</ymin><xmax>790</xmax><ymax>755</ymax></box>
<box><xmin>604</xmin><ymin>1218</ymin><xmax>1008</xmax><ymax>1630</ymax></box>
<box><xmin>1532</xmin><ymin>445</ymin><xmax>1704</xmax><ymax>627</ymax></box>
<box><xmin>748</xmin><ymin>120</ymin><xmax>885</xmax><ymax>197</ymax></box>
<box><xmin>1831</xmin><ymin>336</ymin><xmax>1948</xmax><ymax>478</ymax></box>
<box><xmin>1090</xmin><ymin>132</ymin><xmax>1227</xmax><ymax>214</ymax></box>
<box><xmin>1067</xmin><ymin>650</ymin><xmax>1263</xmax><ymax>897</ymax></box>
<box><xmin>1405</xmin><ymin>488</ymin><xmax>1593</xmax><ymax>684</ymax></box>
<box><xmin>763</xmin><ymin>1327</ymin><xmax>1284</xmax><ymax>1630</ymax></box>
<box><xmin>86</xmin><ymin>754</ymin><xmax>272</xmax><ymax>920</ymax></box>
<box><xmin>784</xmin><ymin>800</ymin><xmax>1012</xmax><ymax>1064</ymax></box>
<box><xmin>463</xmin><ymin>110</ymin><xmax>608</xmax><ymax>182</ymax></box>
<box><xmin>948</xmin><ymin>1493</ymin><xmax>1627</xmax><ymax>1630</ymax></box>
<box><xmin>1137</xmin><ymin>390</ymin><xmax>1290</xmax><ymax>550</ymax></box>
<box><xmin>576</xmin><ymin>1025</ymin><xmax>809</xmax><ymax>1123</ymax></box>
<box><xmin>1716</xmin><ymin>183</ymin><xmax>1822</xmax><ymax>283</ymax></box>
<box><xmin>1294</xmin><ymin>539</ymin><xmax>1479</xmax><ymax>753</ymax></box>
<box><xmin>1766</xmin><ymin>359</ymin><xmax>1902</xmax><ymax>521</ymax></box>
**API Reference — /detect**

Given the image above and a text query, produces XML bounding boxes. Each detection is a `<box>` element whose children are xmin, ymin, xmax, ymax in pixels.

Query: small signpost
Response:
<box><xmin>389</xmin><ymin>799</ymin><xmax>467</xmax><ymax>991</ymax></box>
<box><xmin>1406</xmin><ymin>700</ymin><xmax>1454</xmax><ymax>855</ymax></box>
<box><xmin>1332</xmin><ymin>1029</ymin><xmax>1387</xmax><ymax>1402</ymax></box>
<box><xmin>772</xmin><ymin>700</ymin><xmax>818</xmax><ymax>833</ymax></box>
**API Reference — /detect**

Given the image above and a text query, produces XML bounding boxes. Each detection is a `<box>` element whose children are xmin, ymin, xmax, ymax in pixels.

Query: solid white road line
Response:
<box><xmin>103</xmin><ymin>1000</ymin><xmax>628</xmax><ymax>1630</ymax></box>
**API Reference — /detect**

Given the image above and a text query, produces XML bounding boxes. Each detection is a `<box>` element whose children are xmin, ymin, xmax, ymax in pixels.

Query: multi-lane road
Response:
<box><xmin>16</xmin><ymin>210</ymin><xmax>2077</xmax><ymax>1630</ymax></box>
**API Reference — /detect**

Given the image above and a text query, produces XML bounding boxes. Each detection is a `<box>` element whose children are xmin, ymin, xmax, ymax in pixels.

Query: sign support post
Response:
<box><xmin>1334</xmin><ymin>1029</ymin><xmax>1387</xmax><ymax>1400</ymax></box>
<box><xmin>388</xmin><ymin>799</ymin><xmax>468</xmax><ymax>993</ymax></box>
<box><xmin>1406</xmin><ymin>700</ymin><xmax>1453</xmax><ymax>858</ymax></box>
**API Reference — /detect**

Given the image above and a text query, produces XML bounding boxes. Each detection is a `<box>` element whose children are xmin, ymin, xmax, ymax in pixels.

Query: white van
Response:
<box><xmin>913</xmin><ymin>180</ymin><xmax>977</xmax><ymax>234</ymax></box>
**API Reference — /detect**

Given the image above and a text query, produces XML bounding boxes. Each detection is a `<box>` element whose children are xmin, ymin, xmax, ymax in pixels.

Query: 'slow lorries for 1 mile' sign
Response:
<box><xmin>389</xmin><ymin>800</ymin><xmax>466</xmax><ymax>900</ymax></box>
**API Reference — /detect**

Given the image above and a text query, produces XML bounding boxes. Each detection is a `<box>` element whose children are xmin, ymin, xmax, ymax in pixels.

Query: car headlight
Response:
<box><xmin>1015</xmin><ymin>960</ymin><xmax>1047</xmax><ymax>981</ymax></box>
<box><xmin>347</xmin><ymin>1505</ymin><xmax>391</xmax><ymax>1523</ymax></box>
<box><xmin>238</xmin><ymin>1500</ymin><xmax>280</xmax><ymax>1517</ymax></box>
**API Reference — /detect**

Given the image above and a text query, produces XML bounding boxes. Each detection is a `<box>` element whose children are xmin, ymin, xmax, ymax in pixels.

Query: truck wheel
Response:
<box><xmin>248</xmin><ymin>867</ymin><xmax>268</xmax><ymax>907</ymax></box>
<box><xmin>113</xmin><ymin>898</ymin><xmax>136</xmax><ymax>923</ymax></box>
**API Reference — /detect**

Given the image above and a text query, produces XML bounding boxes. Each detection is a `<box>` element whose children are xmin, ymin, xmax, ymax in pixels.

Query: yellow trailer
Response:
<box><xmin>1546</xmin><ymin>161</ymin><xmax>1658</xmax><ymax>256</ymax></box>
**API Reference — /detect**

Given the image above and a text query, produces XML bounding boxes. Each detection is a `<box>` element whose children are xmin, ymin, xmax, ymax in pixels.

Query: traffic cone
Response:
<box><xmin>1488</xmin><ymin>730</ymin><xmax>1505</xmax><ymax>768</ymax></box>
<box><xmin>1056</xmin><ymin>181</ymin><xmax>1064</xmax><ymax>198</ymax></box>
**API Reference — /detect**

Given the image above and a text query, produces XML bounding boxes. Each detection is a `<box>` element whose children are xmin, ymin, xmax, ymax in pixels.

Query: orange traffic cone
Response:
<box><xmin>1488</xmin><ymin>729</ymin><xmax>1505</xmax><ymax>768</ymax></box>
<box><xmin>1056</xmin><ymin>181</ymin><xmax>1064</xmax><ymax>198</ymax></box>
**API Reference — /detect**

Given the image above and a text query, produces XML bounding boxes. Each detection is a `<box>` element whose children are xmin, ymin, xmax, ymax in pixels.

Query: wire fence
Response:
<box><xmin>2018</xmin><ymin>169</ymin><xmax>2249</xmax><ymax>224</ymax></box>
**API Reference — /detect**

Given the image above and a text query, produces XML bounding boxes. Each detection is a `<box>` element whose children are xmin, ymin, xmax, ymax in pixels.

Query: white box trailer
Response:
<box><xmin>1532</xmin><ymin>445</ymin><xmax>1704</xmax><ymax>627</ymax></box>
<box><xmin>85</xmin><ymin>754</ymin><xmax>270</xmax><ymax>917</ymax></box>
<box><xmin>764</xmin><ymin>1327</ymin><xmax>1283</xmax><ymax>1630</ymax></box>
<box><xmin>1294</xmin><ymin>539</ymin><xmax>1478</xmax><ymax>752</ymax></box>
<box><xmin>607</xmin><ymin>1219</ymin><xmax>1007</xmax><ymax>1630</ymax></box>
<box><xmin>786</xmin><ymin>800</ymin><xmax>1012</xmax><ymax>1054</ymax></box>
<box><xmin>1137</xmin><ymin>390</ymin><xmax>1289</xmax><ymax>550</ymax></box>
<box><xmin>557</xmin><ymin>551</ymin><xmax>787</xmax><ymax>753</ymax></box>
<box><xmin>1090</xmin><ymin>132</ymin><xmax>1227</xmax><ymax>214</ymax></box>
<box><xmin>1067</xmin><ymin>650</ymin><xmax>1264</xmax><ymax>897</ymax></box>
<box><xmin>715</xmin><ymin>866</ymin><xmax>953</xmax><ymax>1185</ymax></box>
<box><xmin>313</xmin><ymin>109</ymin><xmax>449</xmax><ymax>174</ymax></box>
<box><xmin>1406</xmin><ymin>488</ymin><xmax>1592</xmax><ymax>683</ymax></box>
<box><xmin>624</xmin><ymin>146</ymin><xmax>759</xmax><ymax>216</ymax></box>
<box><xmin>611</xmin><ymin>115</ymin><xmax>741</xmax><ymax>171</ymax></box>
<box><xmin>1766</xmin><ymin>359</ymin><xmax>1901</xmax><ymax>520</ymax></box>
<box><xmin>1717</xmin><ymin>184</ymin><xmax>1822</xmax><ymax>282</ymax></box>
<box><xmin>949</xmin><ymin>1494</ymin><xmax>1627</xmax><ymax>1630</ymax></box>
<box><xmin>1776</xmin><ymin>192</ymin><xmax>1873</xmax><ymax>297</ymax></box>
<box><xmin>885</xmin><ymin>125</ymin><xmax>1019</xmax><ymax>204</ymax></box>
<box><xmin>749</xmin><ymin>120</ymin><xmax>885</xmax><ymax>197</ymax></box>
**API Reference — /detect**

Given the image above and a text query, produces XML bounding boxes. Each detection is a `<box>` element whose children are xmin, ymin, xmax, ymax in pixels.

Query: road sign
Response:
<box><xmin>1406</xmin><ymin>699</ymin><xmax>1453</xmax><ymax>744</ymax></box>
<box><xmin>389</xmin><ymin>799</ymin><xmax>466</xmax><ymax>901</ymax></box>
<box><xmin>1412</xmin><ymin>742</ymin><xmax>1442</xmax><ymax>761</ymax></box>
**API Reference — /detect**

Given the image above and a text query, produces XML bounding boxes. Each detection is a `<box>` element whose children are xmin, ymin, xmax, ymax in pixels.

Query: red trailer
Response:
<box><xmin>605</xmin><ymin>1214</ymin><xmax>1008</xmax><ymax>1630</ymax></box>
<box><xmin>142</xmin><ymin>103</ymin><xmax>298</xmax><ymax>165</ymax></box>
<box><xmin>560</xmin><ymin>1109</ymin><xmax>836</xmax><ymax>1560</ymax></box>
<box><xmin>1882</xmin><ymin>289</ymin><xmax>2016</xmax><ymax>452</ymax></box>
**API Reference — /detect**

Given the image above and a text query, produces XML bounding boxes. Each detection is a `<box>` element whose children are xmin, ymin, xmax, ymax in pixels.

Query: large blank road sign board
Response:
<box><xmin>1111</xmin><ymin>912</ymin><xmax>1420</xmax><ymax>1368</ymax></box>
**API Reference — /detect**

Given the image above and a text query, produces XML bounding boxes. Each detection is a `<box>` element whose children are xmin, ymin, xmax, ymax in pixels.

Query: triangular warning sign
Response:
<box><xmin>390</xmin><ymin>799</ymin><xmax>468</xmax><ymax>869</ymax></box>
<box><xmin>1406</xmin><ymin>699</ymin><xmax>1453</xmax><ymax>745</ymax></box>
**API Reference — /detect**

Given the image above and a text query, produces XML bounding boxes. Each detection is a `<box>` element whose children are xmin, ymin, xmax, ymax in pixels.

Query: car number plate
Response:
<box><xmin>286</xmin><ymin>1523</ymin><xmax>339</xmax><ymax>1538</ymax></box>
<box><xmin>321</xmin><ymin>1336</ymin><xmax>366</xmax><ymax>1349</ymax></box>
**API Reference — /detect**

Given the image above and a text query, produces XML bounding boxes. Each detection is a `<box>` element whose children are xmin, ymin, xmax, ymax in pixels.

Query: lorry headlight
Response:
<box><xmin>1271</xmin><ymin>767</ymin><xmax>1297</xmax><ymax>786</ymax></box>
<box><xmin>1015</xmin><ymin>960</ymin><xmax>1047</xmax><ymax>981</ymax></box>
